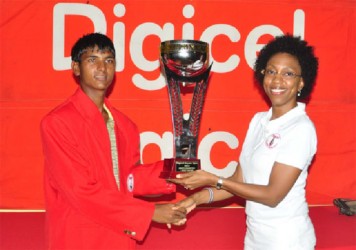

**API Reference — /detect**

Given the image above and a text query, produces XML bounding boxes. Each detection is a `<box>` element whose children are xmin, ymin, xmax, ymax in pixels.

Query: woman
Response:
<box><xmin>171</xmin><ymin>34</ymin><xmax>319</xmax><ymax>249</ymax></box>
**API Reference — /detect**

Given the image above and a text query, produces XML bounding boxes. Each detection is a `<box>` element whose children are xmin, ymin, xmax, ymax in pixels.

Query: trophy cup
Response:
<box><xmin>159</xmin><ymin>40</ymin><xmax>212</xmax><ymax>179</ymax></box>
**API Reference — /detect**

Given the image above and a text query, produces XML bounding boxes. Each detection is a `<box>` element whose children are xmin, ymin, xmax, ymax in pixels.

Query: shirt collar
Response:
<box><xmin>262</xmin><ymin>102</ymin><xmax>306</xmax><ymax>130</ymax></box>
<box><xmin>103</xmin><ymin>104</ymin><xmax>114</xmax><ymax>120</ymax></box>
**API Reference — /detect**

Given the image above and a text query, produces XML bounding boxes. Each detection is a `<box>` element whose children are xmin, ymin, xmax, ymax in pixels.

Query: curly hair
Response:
<box><xmin>253</xmin><ymin>34</ymin><xmax>318</xmax><ymax>100</ymax></box>
<box><xmin>71</xmin><ymin>33</ymin><xmax>115</xmax><ymax>63</ymax></box>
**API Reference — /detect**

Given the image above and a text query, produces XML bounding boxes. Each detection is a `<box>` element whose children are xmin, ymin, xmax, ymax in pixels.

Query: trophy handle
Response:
<box><xmin>166</xmin><ymin>74</ymin><xmax>184</xmax><ymax>139</ymax></box>
<box><xmin>189</xmin><ymin>65</ymin><xmax>212</xmax><ymax>138</ymax></box>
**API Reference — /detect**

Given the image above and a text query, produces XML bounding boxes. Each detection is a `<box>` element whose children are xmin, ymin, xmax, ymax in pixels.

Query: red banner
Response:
<box><xmin>1</xmin><ymin>0</ymin><xmax>355</xmax><ymax>209</ymax></box>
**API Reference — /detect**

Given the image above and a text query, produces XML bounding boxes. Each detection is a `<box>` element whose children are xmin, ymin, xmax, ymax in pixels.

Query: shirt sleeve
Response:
<box><xmin>275</xmin><ymin>121</ymin><xmax>317</xmax><ymax>170</ymax></box>
<box><xmin>130</xmin><ymin>160</ymin><xmax>176</xmax><ymax>196</ymax></box>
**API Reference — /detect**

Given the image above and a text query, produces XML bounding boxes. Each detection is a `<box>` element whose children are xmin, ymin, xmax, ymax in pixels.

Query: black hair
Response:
<box><xmin>254</xmin><ymin>34</ymin><xmax>318</xmax><ymax>100</ymax></box>
<box><xmin>71</xmin><ymin>33</ymin><xmax>115</xmax><ymax>62</ymax></box>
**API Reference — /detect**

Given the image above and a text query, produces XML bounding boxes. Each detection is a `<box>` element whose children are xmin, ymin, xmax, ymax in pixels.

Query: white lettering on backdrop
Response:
<box><xmin>52</xmin><ymin>3</ymin><xmax>305</xmax><ymax>176</ymax></box>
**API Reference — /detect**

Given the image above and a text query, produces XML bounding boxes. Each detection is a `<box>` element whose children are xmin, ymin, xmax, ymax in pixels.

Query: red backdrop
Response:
<box><xmin>0</xmin><ymin>0</ymin><xmax>355</xmax><ymax>209</ymax></box>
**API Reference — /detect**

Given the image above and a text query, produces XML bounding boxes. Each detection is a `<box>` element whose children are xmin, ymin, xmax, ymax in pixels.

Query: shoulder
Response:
<box><xmin>249</xmin><ymin>111</ymin><xmax>268</xmax><ymax>127</ymax></box>
<box><xmin>288</xmin><ymin>114</ymin><xmax>316</xmax><ymax>135</ymax></box>
<box><xmin>281</xmin><ymin>114</ymin><xmax>317</xmax><ymax>150</ymax></box>
<box><xmin>290</xmin><ymin>102</ymin><xmax>316</xmax><ymax>132</ymax></box>
<box><xmin>41</xmin><ymin>97</ymin><xmax>81</xmax><ymax>131</ymax></box>
<box><xmin>252</xmin><ymin>111</ymin><xmax>268</xmax><ymax>121</ymax></box>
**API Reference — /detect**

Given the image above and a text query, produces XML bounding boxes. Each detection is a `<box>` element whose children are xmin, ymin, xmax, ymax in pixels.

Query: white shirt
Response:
<box><xmin>240</xmin><ymin>102</ymin><xmax>317</xmax><ymax>250</ymax></box>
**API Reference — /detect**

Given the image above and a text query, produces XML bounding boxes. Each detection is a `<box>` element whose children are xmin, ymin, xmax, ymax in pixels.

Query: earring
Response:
<box><xmin>297</xmin><ymin>90</ymin><xmax>301</xmax><ymax>97</ymax></box>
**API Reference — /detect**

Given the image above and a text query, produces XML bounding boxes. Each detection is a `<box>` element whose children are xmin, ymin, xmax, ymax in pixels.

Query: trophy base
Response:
<box><xmin>160</xmin><ymin>158</ymin><xmax>201</xmax><ymax>179</ymax></box>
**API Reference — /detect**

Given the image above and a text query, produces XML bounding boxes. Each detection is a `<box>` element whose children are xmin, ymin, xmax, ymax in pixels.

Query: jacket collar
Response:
<box><xmin>71</xmin><ymin>87</ymin><xmax>111</xmax><ymax>121</ymax></box>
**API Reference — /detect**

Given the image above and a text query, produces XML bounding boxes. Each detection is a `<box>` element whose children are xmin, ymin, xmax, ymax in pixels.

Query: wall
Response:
<box><xmin>0</xmin><ymin>0</ymin><xmax>355</xmax><ymax>209</ymax></box>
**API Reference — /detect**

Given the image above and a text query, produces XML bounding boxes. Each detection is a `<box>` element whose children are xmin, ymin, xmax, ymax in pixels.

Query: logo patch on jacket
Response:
<box><xmin>127</xmin><ymin>174</ymin><xmax>134</xmax><ymax>192</ymax></box>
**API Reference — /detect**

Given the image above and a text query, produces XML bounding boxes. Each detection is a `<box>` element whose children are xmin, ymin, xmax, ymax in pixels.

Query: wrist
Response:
<box><xmin>203</xmin><ymin>187</ymin><xmax>214</xmax><ymax>204</ymax></box>
<box><xmin>215</xmin><ymin>176</ymin><xmax>224</xmax><ymax>190</ymax></box>
<box><xmin>191</xmin><ymin>192</ymin><xmax>204</xmax><ymax>206</ymax></box>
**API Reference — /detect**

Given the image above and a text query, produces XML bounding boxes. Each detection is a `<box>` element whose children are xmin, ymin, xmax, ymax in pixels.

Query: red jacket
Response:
<box><xmin>40</xmin><ymin>88</ymin><xmax>175</xmax><ymax>249</ymax></box>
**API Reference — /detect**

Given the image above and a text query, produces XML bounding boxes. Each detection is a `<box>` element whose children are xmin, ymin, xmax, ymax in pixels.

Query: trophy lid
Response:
<box><xmin>160</xmin><ymin>40</ymin><xmax>210</xmax><ymax>77</ymax></box>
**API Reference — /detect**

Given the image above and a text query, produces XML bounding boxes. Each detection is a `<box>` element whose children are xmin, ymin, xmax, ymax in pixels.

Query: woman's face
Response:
<box><xmin>263</xmin><ymin>52</ymin><xmax>304</xmax><ymax>112</ymax></box>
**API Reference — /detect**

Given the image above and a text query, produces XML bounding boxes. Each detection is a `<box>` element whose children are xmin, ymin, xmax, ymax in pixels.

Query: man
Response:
<box><xmin>40</xmin><ymin>33</ymin><xmax>185</xmax><ymax>249</ymax></box>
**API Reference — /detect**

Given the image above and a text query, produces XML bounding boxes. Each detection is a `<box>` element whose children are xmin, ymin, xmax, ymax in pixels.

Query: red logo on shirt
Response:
<box><xmin>265</xmin><ymin>133</ymin><xmax>281</xmax><ymax>148</ymax></box>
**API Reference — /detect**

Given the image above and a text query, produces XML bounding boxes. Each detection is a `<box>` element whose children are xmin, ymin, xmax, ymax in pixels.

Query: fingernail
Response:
<box><xmin>176</xmin><ymin>174</ymin><xmax>181</xmax><ymax>178</ymax></box>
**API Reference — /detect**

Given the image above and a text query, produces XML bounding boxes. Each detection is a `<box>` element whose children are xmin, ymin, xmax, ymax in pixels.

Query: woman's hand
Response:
<box><xmin>169</xmin><ymin>170</ymin><xmax>218</xmax><ymax>190</ymax></box>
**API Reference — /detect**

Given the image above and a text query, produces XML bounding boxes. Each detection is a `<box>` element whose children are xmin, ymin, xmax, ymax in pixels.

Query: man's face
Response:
<box><xmin>72</xmin><ymin>46</ymin><xmax>116</xmax><ymax>95</ymax></box>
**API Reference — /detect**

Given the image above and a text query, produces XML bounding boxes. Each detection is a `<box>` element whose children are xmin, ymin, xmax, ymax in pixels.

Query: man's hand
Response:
<box><xmin>170</xmin><ymin>196</ymin><xmax>197</xmax><ymax>226</ymax></box>
<box><xmin>152</xmin><ymin>203</ymin><xmax>186</xmax><ymax>225</ymax></box>
<box><xmin>175</xmin><ymin>196</ymin><xmax>197</xmax><ymax>214</ymax></box>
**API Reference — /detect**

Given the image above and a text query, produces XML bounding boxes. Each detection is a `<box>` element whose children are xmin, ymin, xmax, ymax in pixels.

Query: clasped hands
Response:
<box><xmin>156</xmin><ymin>170</ymin><xmax>217</xmax><ymax>227</ymax></box>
